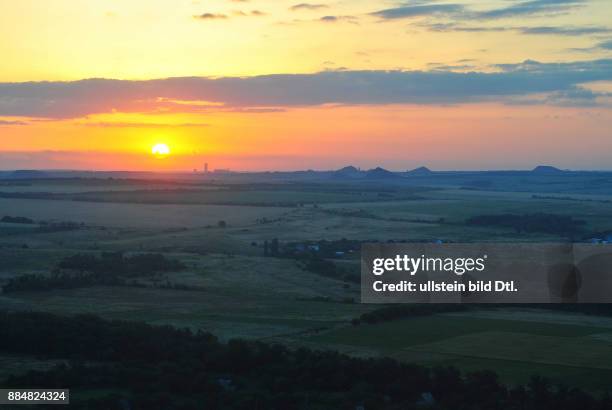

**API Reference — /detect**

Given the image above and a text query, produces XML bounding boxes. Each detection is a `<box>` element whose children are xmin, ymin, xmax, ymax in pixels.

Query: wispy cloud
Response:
<box><xmin>372</xmin><ymin>0</ymin><xmax>587</xmax><ymax>21</ymax></box>
<box><xmin>319</xmin><ymin>15</ymin><xmax>358</xmax><ymax>23</ymax></box>
<box><xmin>506</xmin><ymin>85</ymin><xmax>612</xmax><ymax>107</ymax></box>
<box><xmin>521</xmin><ymin>26</ymin><xmax>612</xmax><ymax>36</ymax></box>
<box><xmin>194</xmin><ymin>13</ymin><xmax>228</xmax><ymax>20</ymax></box>
<box><xmin>422</xmin><ymin>22</ymin><xmax>508</xmax><ymax>32</ymax></box>
<box><xmin>232</xmin><ymin>9</ymin><xmax>266</xmax><ymax>16</ymax></box>
<box><xmin>600</xmin><ymin>40</ymin><xmax>612</xmax><ymax>50</ymax></box>
<box><xmin>78</xmin><ymin>122</ymin><xmax>210</xmax><ymax>128</ymax></box>
<box><xmin>0</xmin><ymin>119</ymin><xmax>28</xmax><ymax>126</ymax></box>
<box><xmin>567</xmin><ymin>39</ymin><xmax>612</xmax><ymax>53</ymax></box>
<box><xmin>196</xmin><ymin>9</ymin><xmax>265</xmax><ymax>20</ymax></box>
<box><xmin>478</xmin><ymin>0</ymin><xmax>586</xmax><ymax>19</ymax></box>
<box><xmin>421</xmin><ymin>22</ymin><xmax>611</xmax><ymax>36</ymax></box>
<box><xmin>290</xmin><ymin>3</ymin><xmax>329</xmax><ymax>11</ymax></box>
<box><xmin>371</xmin><ymin>4</ymin><xmax>465</xmax><ymax>20</ymax></box>
<box><xmin>428</xmin><ymin>62</ymin><xmax>478</xmax><ymax>71</ymax></box>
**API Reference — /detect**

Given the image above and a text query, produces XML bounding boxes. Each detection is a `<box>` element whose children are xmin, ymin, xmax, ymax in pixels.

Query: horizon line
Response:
<box><xmin>2</xmin><ymin>166</ymin><xmax>612</xmax><ymax>174</ymax></box>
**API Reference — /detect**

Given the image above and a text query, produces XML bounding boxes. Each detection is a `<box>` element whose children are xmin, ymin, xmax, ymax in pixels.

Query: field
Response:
<box><xmin>0</xmin><ymin>253</ymin><xmax>369</xmax><ymax>339</ymax></box>
<box><xmin>1</xmin><ymin>172</ymin><xmax>612</xmax><ymax>390</ymax></box>
<box><xmin>304</xmin><ymin>309</ymin><xmax>612</xmax><ymax>392</ymax></box>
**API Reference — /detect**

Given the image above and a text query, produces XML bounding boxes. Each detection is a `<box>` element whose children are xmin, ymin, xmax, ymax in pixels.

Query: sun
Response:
<box><xmin>152</xmin><ymin>143</ymin><xmax>170</xmax><ymax>158</ymax></box>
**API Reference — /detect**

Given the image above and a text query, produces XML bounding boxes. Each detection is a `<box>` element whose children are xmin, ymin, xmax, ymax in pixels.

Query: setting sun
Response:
<box><xmin>152</xmin><ymin>143</ymin><xmax>170</xmax><ymax>158</ymax></box>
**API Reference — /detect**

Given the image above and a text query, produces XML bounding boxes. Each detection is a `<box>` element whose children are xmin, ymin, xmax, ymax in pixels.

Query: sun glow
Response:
<box><xmin>152</xmin><ymin>143</ymin><xmax>170</xmax><ymax>158</ymax></box>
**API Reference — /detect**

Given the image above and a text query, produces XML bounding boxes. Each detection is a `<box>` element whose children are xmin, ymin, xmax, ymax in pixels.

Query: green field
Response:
<box><xmin>2</xmin><ymin>175</ymin><xmax>612</xmax><ymax>391</ymax></box>
<box><xmin>305</xmin><ymin>310</ymin><xmax>612</xmax><ymax>392</ymax></box>
<box><xmin>0</xmin><ymin>198</ymin><xmax>290</xmax><ymax>228</ymax></box>
<box><xmin>0</xmin><ymin>253</ymin><xmax>369</xmax><ymax>339</ymax></box>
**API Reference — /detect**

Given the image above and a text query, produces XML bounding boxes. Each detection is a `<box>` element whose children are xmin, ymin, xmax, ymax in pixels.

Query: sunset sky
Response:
<box><xmin>1</xmin><ymin>0</ymin><xmax>611</xmax><ymax>171</ymax></box>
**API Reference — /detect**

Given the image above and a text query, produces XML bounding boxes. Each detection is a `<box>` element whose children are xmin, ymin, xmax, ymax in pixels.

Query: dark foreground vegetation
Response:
<box><xmin>261</xmin><ymin>238</ymin><xmax>360</xmax><ymax>283</ymax></box>
<box><xmin>1</xmin><ymin>215</ymin><xmax>34</xmax><ymax>224</ymax></box>
<box><xmin>352</xmin><ymin>304</ymin><xmax>469</xmax><ymax>325</ymax></box>
<box><xmin>1</xmin><ymin>311</ymin><xmax>611</xmax><ymax>410</ymax></box>
<box><xmin>299</xmin><ymin>257</ymin><xmax>359</xmax><ymax>284</ymax></box>
<box><xmin>0</xmin><ymin>214</ymin><xmax>83</xmax><ymax>234</ymax></box>
<box><xmin>2</xmin><ymin>252</ymin><xmax>185</xmax><ymax>293</ymax></box>
<box><xmin>353</xmin><ymin>303</ymin><xmax>612</xmax><ymax>326</ymax></box>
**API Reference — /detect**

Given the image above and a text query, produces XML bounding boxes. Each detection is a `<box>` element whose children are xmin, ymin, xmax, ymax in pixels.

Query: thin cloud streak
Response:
<box><xmin>290</xmin><ymin>3</ymin><xmax>329</xmax><ymax>11</ymax></box>
<box><xmin>372</xmin><ymin>0</ymin><xmax>587</xmax><ymax>21</ymax></box>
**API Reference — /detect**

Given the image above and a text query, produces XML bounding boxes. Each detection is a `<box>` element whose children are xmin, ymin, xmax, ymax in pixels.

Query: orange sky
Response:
<box><xmin>0</xmin><ymin>0</ymin><xmax>611</xmax><ymax>171</ymax></box>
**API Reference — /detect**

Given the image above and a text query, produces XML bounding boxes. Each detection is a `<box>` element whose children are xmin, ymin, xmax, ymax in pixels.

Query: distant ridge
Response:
<box><xmin>364</xmin><ymin>167</ymin><xmax>400</xmax><ymax>179</ymax></box>
<box><xmin>335</xmin><ymin>165</ymin><xmax>360</xmax><ymax>175</ymax></box>
<box><xmin>407</xmin><ymin>166</ymin><xmax>433</xmax><ymax>175</ymax></box>
<box><xmin>331</xmin><ymin>165</ymin><xmax>362</xmax><ymax>179</ymax></box>
<box><xmin>8</xmin><ymin>170</ymin><xmax>50</xmax><ymax>179</ymax></box>
<box><xmin>532</xmin><ymin>165</ymin><xmax>563</xmax><ymax>174</ymax></box>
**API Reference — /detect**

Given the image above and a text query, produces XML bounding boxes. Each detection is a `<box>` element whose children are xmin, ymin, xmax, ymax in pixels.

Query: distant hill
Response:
<box><xmin>364</xmin><ymin>167</ymin><xmax>401</xmax><ymax>179</ymax></box>
<box><xmin>532</xmin><ymin>165</ymin><xmax>564</xmax><ymax>174</ymax></box>
<box><xmin>331</xmin><ymin>165</ymin><xmax>362</xmax><ymax>179</ymax></box>
<box><xmin>336</xmin><ymin>165</ymin><xmax>360</xmax><ymax>175</ymax></box>
<box><xmin>7</xmin><ymin>170</ymin><xmax>50</xmax><ymax>179</ymax></box>
<box><xmin>407</xmin><ymin>166</ymin><xmax>433</xmax><ymax>175</ymax></box>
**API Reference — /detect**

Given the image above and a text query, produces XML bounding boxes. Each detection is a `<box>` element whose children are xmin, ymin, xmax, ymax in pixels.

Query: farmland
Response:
<box><xmin>1</xmin><ymin>171</ymin><xmax>612</xmax><ymax>391</ymax></box>
<box><xmin>304</xmin><ymin>310</ymin><xmax>612</xmax><ymax>392</ymax></box>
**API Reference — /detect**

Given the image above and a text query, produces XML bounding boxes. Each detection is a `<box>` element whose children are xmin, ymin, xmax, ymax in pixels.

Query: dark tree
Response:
<box><xmin>270</xmin><ymin>238</ymin><xmax>279</xmax><ymax>256</ymax></box>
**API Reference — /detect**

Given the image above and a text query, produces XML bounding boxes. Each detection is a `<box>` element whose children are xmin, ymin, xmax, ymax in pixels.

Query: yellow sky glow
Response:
<box><xmin>0</xmin><ymin>0</ymin><xmax>611</xmax><ymax>170</ymax></box>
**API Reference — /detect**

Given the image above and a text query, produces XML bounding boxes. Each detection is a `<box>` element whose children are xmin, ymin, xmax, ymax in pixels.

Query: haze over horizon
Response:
<box><xmin>1</xmin><ymin>0</ymin><xmax>611</xmax><ymax>171</ymax></box>
<box><xmin>0</xmin><ymin>164</ymin><xmax>608</xmax><ymax>175</ymax></box>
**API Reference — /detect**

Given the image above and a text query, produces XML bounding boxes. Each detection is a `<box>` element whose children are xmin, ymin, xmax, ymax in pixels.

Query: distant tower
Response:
<box><xmin>204</xmin><ymin>163</ymin><xmax>209</xmax><ymax>174</ymax></box>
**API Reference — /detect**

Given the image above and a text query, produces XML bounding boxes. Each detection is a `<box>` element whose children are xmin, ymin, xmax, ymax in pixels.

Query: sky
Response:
<box><xmin>0</xmin><ymin>0</ymin><xmax>611</xmax><ymax>171</ymax></box>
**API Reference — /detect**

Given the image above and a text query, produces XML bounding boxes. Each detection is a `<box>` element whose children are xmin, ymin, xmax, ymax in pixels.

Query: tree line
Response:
<box><xmin>2</xmin><ymin>252</ymin><xmax>186</xmax><ymax>293</ymax></box>
<box><xmin>1</xmin><ymin>311</ymin><xmax>611</xmax><ymax>410</ymax></box>
<box><xmin>1</xmin><ymin>215</ymin><xmax>34</xmax><ymax>224</ymax></box>
<box><xmin>352</xmin><ymin>304</ymin><xmax>468</xmax><ymax>325</ymax></box>
<box><xmin>352</xmin><ymin>303</ymin><xmax>612</xmax><ymax>327</ymax></box>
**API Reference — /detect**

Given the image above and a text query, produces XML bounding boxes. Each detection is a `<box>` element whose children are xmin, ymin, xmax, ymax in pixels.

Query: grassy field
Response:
<box><xmin>0</xmin><ymin>253</ymin><xmax>369</xmax><ymax>340</ymax></box>
<box><xmin>0</xmin><ymin>178</ymin><xmax>205</xmax><ymax>193</ymax></box>
<box><xmin>2</xmin><ymin>176</ymin><xmax>612</xmax><ymax>391</ymax></box>
<box><xmin>305</xmin><ymin>309</ymin><xmax>612</xmax><ymax>392</ymax></box>
<box><xmin>0</xmin><ymin>198</ymin><xmax>291</xmax><ymax>228</ymax></box>
<box><xmin>326</xmin><ymin>188</ymin><xmax>612</xmax><ymax>232</ymax></box>
<box><xmin>0</xmin><ymin>180</ymin><xmax>428</xmax><ymax>205</ymax></box>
